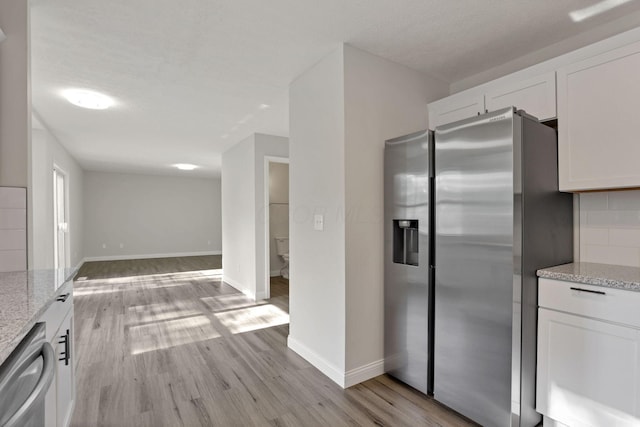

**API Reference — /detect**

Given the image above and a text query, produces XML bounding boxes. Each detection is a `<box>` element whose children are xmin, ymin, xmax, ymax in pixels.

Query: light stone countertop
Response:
<box><xmin>537</xmin><ymin>262</ymin><xmax>640</xmax><ymax>292</ymax></box>
<box><xmin>0</xmin><ymin>268</ymin><xmax>76</xmax><ymax>365</ymax></box>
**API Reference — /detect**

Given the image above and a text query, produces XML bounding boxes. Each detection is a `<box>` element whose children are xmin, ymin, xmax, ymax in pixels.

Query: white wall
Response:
<box><xmin>578</xmin><ymin>191</ymin><xmax>640</xmax><ymax>267</ymax></box>
<box><xmin>342</xmin><ymin>45</ymin><xmax>448</xmax><ymax>373</ymax></box>
<box><xmin>269</xmin><ymin>162</ymin><xmax>289</xmax><ymax>275</ymax></box>
<box><xmin>0</xmin><ymin>0</ymin><xmax>30</xmax><ymax>188</ymax></box>
<box><xmin>222</xmin><ymin>135</ymin><xmax>256</xmax><ymax>295</ymax></box>
<box><xmin>288</xmin><ymin>44</ymin><xmax>448</xmax><ymax>387</ymax></box>
<box><xmin>83</xmin><ymin>171</ymin><xmax>221</xmax><ymax>260</ymax></box>
<box><xmin>30</xmin><ymin>123</ymin><xmax>84</xmax><ymax>269</ymax></box>
<box><xmin>221</xmin><ymin>133</ymin><xmax>288</xmax><ymax>299</ymax></box>
<box><xmin>289</xmin><ymin>46</ymin><xmax>347</xmax><ymax>382</ymax></box>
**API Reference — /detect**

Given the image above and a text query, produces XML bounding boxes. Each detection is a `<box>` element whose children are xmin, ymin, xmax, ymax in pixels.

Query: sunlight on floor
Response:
<box><xmin>200</xmin><ymin>294</ymin><xmax>268</xmax><ymax>312</ymax></box>
<box><xmin>74</xmin><ymin>269</ymin><xmax>224</xmax><ymax>296</ymax></box>
<box><xmin>75</xmin><ymin>266</ymin><xmax>290</xmax><ymax>355</ymax></box>
<box><xmin>127</xmin><ymin>301</ymin><xmax>201</xmax><ymax>323</ymax></box>
<box><xmin>214</xmin><ymin>304</ymin><xmax>289</xmax><ymax>334</ymax></box>
<box><xmin>130</xmin><ymin>314</ymin><xmax>220</xmax><ymax>355</ymax></box>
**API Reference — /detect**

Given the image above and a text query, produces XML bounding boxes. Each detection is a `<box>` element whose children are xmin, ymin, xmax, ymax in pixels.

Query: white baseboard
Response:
<box><xmin>222</xmin><ymin>276</ymin><xmax>264</xmax><ymax>301</ymax></box>
<box><xmin>270</xmin><ymin>269</ymin><xmax>281</xmax><ymax>277</ymax></box>
<box><xmin>287</xmin><ymin>335</ymin><xmax>346</xmax><ymax>388</ymax></box>
<box><xmin>286</xmin><ymin>336</ymin><xmax>384</xmax><ymax>389</ymax></box>
<box><xmin>223</xmin><ymin>276</ymin><xmax>247</xmax><ymax>293</ymax></box>
<box><xmin>344</xmin><ymin>359</ymin><xmax>385</xmax><ymax>388</ymax></box>
<box><xmin>84</xmin><ymin>250</ymin><xmax>222</xmax><ymax>262</ymax></box>
<box><xmin>72</xmin><ymin>258</ymin><xmax>86</xmax><ymax>274</ymax></box>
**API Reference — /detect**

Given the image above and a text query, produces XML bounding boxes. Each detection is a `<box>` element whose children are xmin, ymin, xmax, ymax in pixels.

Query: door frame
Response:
<box><xmin>53</xmin><ymin>164</ymin><xmax>71</xmax><ymax>269</ymax></box>
<box><xmin>263</xmin><ymin>156</ymin><xmax>289</xmax><ymax>299</ymax></box>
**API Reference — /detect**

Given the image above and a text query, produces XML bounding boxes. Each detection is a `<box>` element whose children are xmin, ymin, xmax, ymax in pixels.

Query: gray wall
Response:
<box><xmin>83</xmin><ymin>171</ymin><xmax>221</xmax><ymax>260</ymax></box>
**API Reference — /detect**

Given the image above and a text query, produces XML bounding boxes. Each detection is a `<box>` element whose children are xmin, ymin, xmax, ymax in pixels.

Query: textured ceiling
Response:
<box><xmin>30</xmin><ymin>0</ymin><xmax>640</xmax><ymax>177</ymax></box>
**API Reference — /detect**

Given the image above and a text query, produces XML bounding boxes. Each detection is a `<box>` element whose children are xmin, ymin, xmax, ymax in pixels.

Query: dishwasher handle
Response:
<box><xmin>1</xmin><ymin>341</ymin><xmax>55</xmax><ymax>427</ymax></box>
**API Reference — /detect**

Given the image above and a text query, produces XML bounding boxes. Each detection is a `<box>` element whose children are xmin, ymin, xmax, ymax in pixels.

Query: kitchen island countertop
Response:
<box><xmin>0</xmin><ymin>268</ymin><xmax>76</xmax><ymax>365</ymax></box>
<box><xmin>537</xmin><ymin>262</ymin><xmax>640</xmax><ymax>292</ymax></box>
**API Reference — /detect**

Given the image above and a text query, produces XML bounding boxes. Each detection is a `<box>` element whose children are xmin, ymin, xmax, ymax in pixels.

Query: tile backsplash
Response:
<box><xmin>579</xmin><ymin>190</ymin><xmax>640</xmax><ymax>267</ymax></box>
<box><xmin>0</xmin><ymin>187</ymin><xmax>27</xmax><ymax>272</ymax></box>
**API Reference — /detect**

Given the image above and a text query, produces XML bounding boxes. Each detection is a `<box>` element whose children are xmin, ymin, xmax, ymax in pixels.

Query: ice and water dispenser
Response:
<box><xmin>392</xmin><ymin>219</ymin><xmax>419</xmax><ymax>266</ymax></box>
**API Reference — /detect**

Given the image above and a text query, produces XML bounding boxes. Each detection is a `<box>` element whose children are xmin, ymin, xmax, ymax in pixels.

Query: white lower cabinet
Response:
<box><xmin>42</xmin><ymin>284</ymin><xmax>75</xmax><ymax>427</ymax></box>
<box><xmin>537</xmin><ymin>282</ymin><xmax>640</xmax><ymax>427</ymax></box>
<box><xmin>55</xmin><ymin>309</ymin><xmax>75</xmax><ymax>427</ymax></box>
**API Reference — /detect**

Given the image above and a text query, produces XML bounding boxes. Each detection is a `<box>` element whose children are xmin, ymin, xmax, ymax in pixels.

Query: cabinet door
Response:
<box><xmin>485</xmin><ymin>72</ymin><xmax>556</xmax><ymax>120</ymax></box>
<box><xmin>55</xmin><ymin>309</ymin><xmax>75</xmax><ymax>427</ymax></box>
<box><xmin>537</xmin><ymin>308</ymin><xmax>640</xmax><ymax>426</ymax></box>
<box><xmin>428</xmin><ymin>92</ymin><xmax>484</xmax><ymax>128</ymax></box>
<box><xmin>557</xmin><ymin>41</ymin><xmax>640</xmax><ymax>191</ymax></box>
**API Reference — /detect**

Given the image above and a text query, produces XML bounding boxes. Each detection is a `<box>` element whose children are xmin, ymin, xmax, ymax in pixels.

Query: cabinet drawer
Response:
<box><xmin>539</xmin><ymin>278</ymin><xmax>640</xmax><ymax>328</ymax></box>
<box><xmin>40</xmin><ymin>281</ymin><xmax>73</xmax><ymax>342</ymax></box>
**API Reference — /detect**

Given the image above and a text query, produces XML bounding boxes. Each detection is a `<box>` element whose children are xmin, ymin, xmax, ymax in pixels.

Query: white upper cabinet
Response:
<box><xmin>428</xmin><ymin>72</ymin><xmax>556</xmax><ymax>129</ymax></box>
<box><xmin>485</xmin><ymin>72</ymin><xmax>556</xmax><ymax>121</ymax></box>
<box><xmin>428</xmin><ymin>91</ymin><xmax>484</xmax><ymax>128</ymax></box>
<box><xmin>557</xmin><ymin>40</ymin><xmax>640</xmax><ymax>191</ymax></box>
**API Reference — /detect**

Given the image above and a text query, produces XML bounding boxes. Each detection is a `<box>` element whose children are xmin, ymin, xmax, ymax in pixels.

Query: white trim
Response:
<box><xmin>53</xmin><ymin>165</ymin><xmax>71</xmax><ymax>270</ymax></box>
<box><xmin>222</xmin><ymin>275</ymin><xmax>243</xmax><ymax>290</ymax></box>
<box><xmin>263</xmin><ymin>156</ymin><xmax>289</xmax><ymax>300</ymax></box>
<box><xmin>287</xmin><ymin>335</ymin><xmax>346</xmax><ymax>388</ymax></box>
<box><xmin>344</xmin><ymin>359</ymin><xmax>385</xmax><ymax>388</ymax></box>
<box><xmin>270</xmin><ymin>269</ymin><xmax>281</xmax><ymax>277</ymax></box>
<box><xmin>72</xmin><ymin>258</ymin><xmax>86</xmax><ymax>274</ymax></box>
<box><xmin>84</xmin><ymin>250</ymin><xmax>221</xmax><ymax>262</ymax></box>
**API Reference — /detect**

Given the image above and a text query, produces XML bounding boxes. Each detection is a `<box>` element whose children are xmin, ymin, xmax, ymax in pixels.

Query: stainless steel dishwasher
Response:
<box><xmin>0</xmin><ymin>323</ymin><xmax>55</xmax><ymax>427</ymax></box>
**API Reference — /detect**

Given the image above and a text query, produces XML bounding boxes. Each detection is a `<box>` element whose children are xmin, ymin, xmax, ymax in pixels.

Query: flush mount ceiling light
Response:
<box><xmin>173</xmin><ymin>163</ymin><xmax>199</xmax><ymax>171</ymax></box>
<box><xmin>569</xmin><ymin>0</ymin><xmax>633</xmax><ymax>22</ymax></box>
<box><xmin>63</xmin><ymin>89</ymin><xmax>114</xmax><ymax>110</ymax></box>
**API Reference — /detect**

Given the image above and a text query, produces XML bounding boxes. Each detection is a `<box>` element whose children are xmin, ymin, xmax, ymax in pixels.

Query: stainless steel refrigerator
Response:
<box><xmin>433</xmin><ymin>107</ymin><xmax>573</xmax><ymax>426</ymax></box>
<box><xmin>384</xmin><ymin>130</ymin><xmax>433</xmax><ymax>394</ymax></box>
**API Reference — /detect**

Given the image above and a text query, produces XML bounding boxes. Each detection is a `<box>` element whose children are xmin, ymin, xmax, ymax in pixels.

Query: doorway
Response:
<box><xmin>264</xmin><ymin>157</ymin><xmax>289</xmax><ymax>300</ymax></box>
<box><xmin>53</xmin><ymin>166</ymin><xmax>70</xmax><ymax>269</ymax></box>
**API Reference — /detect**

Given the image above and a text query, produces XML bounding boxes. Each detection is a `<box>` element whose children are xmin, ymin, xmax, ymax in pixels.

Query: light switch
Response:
<box><xmin>314</xmin><ymin>214</ymin><xmax>324</xmax><ymax>231</ymax></box>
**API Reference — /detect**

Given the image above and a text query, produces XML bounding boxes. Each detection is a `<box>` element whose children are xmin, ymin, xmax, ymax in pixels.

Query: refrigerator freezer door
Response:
<box><xmin>384</xmin><ymin>130</ymin><xmax>432</xmax><ymax>394</ymax></box>
<box><xmin>434</xmin><ymin>108</ymin><xmax>515</xmax><ymax>426</ymax></box>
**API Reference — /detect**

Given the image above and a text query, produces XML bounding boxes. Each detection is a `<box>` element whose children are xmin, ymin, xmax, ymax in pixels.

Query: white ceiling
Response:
<box><xmin>30</xmin><ymin>0</ymin><xmax>640</xmax><ymax>177</ymax></box>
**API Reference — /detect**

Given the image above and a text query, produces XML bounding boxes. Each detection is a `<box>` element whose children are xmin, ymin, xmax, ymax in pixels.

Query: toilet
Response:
<box><xmin>275</xmin><ymin>237</ymin><xmax>289</xmax><ymax>279</ymax></box>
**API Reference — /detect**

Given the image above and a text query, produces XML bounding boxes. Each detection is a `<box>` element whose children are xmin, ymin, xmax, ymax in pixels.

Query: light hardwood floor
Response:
<box><xmin>71</xmin><ymin>256</ymin><xmax>474</xmax><ymax>426</ymax></box>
